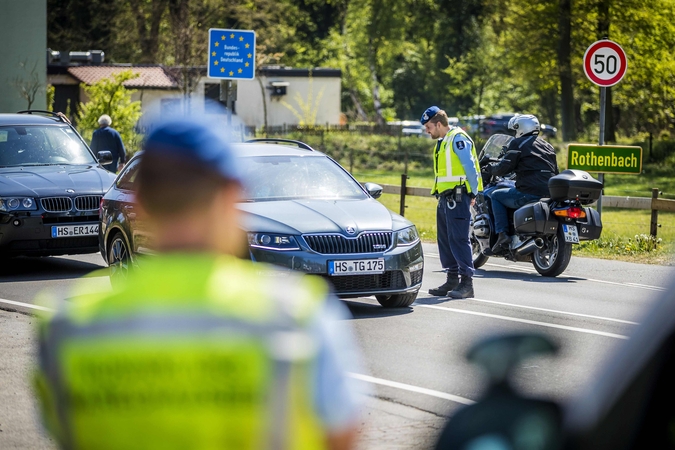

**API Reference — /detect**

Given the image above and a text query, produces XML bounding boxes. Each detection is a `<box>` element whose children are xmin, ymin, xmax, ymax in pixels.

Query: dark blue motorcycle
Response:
<box><xmin>471</xmin><ymin>134</ymin><xmax>604</xmax><ymax>277</ymax></box>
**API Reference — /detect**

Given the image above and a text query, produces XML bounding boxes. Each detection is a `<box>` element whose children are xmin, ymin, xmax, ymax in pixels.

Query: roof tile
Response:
<box><xmin>67</xmin><ymin>66</ymin><xmax>178</xmax><ymax>89</ymax></box>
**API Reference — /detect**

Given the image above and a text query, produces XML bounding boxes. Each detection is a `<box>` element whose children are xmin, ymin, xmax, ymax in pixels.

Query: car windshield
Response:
<box><xmin>240</xmin><ymin>155</ymin><xmax>368</xmax><ymax>201</ymax></box>
<box><xmin>0</xmin><ymin>125</ymin><xmax>96</xmax><ymax>167</ymax></box>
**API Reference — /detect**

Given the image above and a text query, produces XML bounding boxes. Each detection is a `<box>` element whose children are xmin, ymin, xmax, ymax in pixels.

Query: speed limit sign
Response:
<box><xmin>583</xmin><ymin>40</ymin><xmax>627</xmax><ymax>87</ymax></box>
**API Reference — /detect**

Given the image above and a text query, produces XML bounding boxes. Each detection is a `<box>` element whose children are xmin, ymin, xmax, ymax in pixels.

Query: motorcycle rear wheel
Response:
<box><xmin>532</xmin><ymin>226</ymin><xmax>572</xmax><ymax>277</ymax></box>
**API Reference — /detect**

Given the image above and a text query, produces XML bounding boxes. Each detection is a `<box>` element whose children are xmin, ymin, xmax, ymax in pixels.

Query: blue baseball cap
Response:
<box><xmin>420</xmin><ymin>106</ymin><xmax>441</xmax><ymax>125</ymax></box>
<box><xmin>143</xmin><ymin>118</ymin><xmax>242</xmax><ymax>183</ymax></box>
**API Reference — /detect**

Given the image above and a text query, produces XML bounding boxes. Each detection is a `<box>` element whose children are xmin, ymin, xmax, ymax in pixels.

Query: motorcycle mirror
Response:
<box><xmin>467</xmin><ymin>332</ymin><xmax>559</xmax><ymax>387</ymax></box>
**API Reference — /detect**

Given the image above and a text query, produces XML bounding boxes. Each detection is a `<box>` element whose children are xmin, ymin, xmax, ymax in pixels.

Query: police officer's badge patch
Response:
<box><xmin>423</xmin><ymin>113</ymin><xmax>429</xmax><ymax>121</ymax></box>
<box><xmin>456</xmin><ymin>140</ymin><xmax>466</xmax><ymax>150</ymax></box>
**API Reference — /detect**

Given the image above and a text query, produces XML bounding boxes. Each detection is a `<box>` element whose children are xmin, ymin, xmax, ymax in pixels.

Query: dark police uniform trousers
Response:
<box><xmin>437</xmin><ymin>190</ymin><xmax>474</xmax><ymax>278</ymax></box>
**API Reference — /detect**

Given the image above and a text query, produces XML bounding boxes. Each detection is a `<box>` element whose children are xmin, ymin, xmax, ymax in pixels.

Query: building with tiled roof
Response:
<box><xmin>48</xmin><ymin>51</ymin><xmax>342</xmax><ymax>130</ymax></box>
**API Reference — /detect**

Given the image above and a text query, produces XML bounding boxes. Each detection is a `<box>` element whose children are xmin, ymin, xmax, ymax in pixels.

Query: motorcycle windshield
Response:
<box><xmin>480</xmin><ymin>134</ymin><xmax>514</xmax><ymax>160</ymax></box>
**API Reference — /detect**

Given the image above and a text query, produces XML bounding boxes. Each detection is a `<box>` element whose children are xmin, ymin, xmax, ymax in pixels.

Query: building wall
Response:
<box><xmin>0</xmin><ymin>0</ymin><xmax>47</xmax><ymax>113</ymax></box>
<box><xmin>235</xmin><ymin>75</ymin><xmax>341</xmax><ymax>128</ymax></box>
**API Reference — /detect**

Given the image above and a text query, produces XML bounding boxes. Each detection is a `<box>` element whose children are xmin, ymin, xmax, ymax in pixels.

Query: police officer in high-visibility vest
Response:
<box><xmin>34</xmin><ymin>118</ymin><xmax>362</xmax><ymax>450</ymax></box>
<box><xmin>421</xmin><ymin>106</ymin><xmax>483</xmax><ymax>299</ymax></box>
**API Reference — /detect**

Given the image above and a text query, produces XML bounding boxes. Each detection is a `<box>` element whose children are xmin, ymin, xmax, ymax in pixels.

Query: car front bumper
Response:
<box><xmin>0</xmin><ymin>213</ymin><xmax>99</xmax><ymax>257</ymax></box>
<box><xmin>249</xmin><ymin>240</ymin><xmax>424</xmax><ymax>298</ymax></box>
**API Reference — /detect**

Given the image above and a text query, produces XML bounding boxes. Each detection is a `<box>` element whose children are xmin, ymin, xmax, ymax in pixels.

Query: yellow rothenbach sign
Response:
<box><xmin>567</xmin><ymin>144</ymin><xmax>642</xmax><ymax>175</ymax></box>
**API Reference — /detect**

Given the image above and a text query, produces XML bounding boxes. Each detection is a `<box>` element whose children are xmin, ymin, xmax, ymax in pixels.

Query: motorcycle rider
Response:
<box><xmin>483</xmin><ymin>114</ymin><xmax>559</xmax><ymax>253</ymax></box>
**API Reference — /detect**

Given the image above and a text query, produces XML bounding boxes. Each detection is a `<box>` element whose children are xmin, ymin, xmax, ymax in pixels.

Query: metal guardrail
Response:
<box><xmin>376</xmin><ymin>181</ymin><xmax>675</xmax><ymax>237</ymax></box>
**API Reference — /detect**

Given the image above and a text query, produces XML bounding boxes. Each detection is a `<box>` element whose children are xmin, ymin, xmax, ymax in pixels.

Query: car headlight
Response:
<box><xmin>247</xmin><ymin>233</ymin><xmax>300</xmax><ymax>251</ymax></box>
<box><xmin>0</xmin><ymin>197</ymin><xmax>37</xmax><ymax>212</ymax></box>
<box><xmin>396</xmin><ymin>226</ymin><xmax>419</xmax><ymax>246</ymax></box>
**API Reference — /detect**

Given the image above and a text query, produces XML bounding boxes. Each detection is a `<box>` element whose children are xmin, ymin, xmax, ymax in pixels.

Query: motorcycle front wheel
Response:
<box><xmin>532</xmin><ymin>226</ymin><xmax>572</xmax><ymax>277</ymax></box>
<box><xmin>471</xmin><ymin>233</ymin><xmax>489</xmax><ymax>268</ymax></box>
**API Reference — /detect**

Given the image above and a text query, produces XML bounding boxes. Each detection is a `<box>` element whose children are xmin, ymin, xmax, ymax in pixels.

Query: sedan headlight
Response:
<box><xmin>0</xmin><ymin>197</ymin><xmax>37</xmax><ymax>212</ymax></box>
<box><xmin>396</xmin><ymin>226</ymin><xmax>419</xmax><ymax>246</ymax></box>
<box><xmin>247</xmin><ymin>233</ymin><xmax>301</xmax><ymax>251</ymax></box>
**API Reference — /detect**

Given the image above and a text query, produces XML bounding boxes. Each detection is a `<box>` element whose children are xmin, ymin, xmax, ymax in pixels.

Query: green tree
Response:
<box><xmin>77</xmin><ymin>71</ymin><xmax>143</xmax><ymax>153</ymax></box>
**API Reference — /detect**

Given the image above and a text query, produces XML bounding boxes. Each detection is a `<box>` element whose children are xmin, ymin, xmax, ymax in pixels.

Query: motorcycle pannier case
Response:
<box><xmin>577</xmin><ymin>207</ymin><xmax>603</xmax><ymax>240</ymax></box>
<box><xmin>513</xmin><ymin>201</ymin><xmax>558</xmax><ymax>235</ymax></box>
<box><xmin>548</xmin><ymin>170</ymin><xmax>603</xmax><ymax>204</ymax></box>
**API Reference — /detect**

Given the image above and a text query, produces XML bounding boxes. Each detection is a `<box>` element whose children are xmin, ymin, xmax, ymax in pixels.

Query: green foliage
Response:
<box><xmin>46</xmin><ymin>85</ymin><xmax>55</xmax><ymax>112</ymax></box>
<box><xmin>48</xmin><ymin>0</ymin><xmax>675</xmax><ymax>140</ymax></box>
<box><xmin>77</xmin><ymin>71</ymin><xmax>143</xmax><ymax>154</ymax></box>
<box><xmin>576</xmin><ymin>233</ymin><xmax>662</xmax><ymax>255</ymax></box>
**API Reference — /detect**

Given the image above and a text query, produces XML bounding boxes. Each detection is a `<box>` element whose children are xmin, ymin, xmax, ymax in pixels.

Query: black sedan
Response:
<box><xmin>100</xmin><ymin>139</ymin><xmax>424</xmax><ymax>307</ymax></box>
<box><xmin>0</xmin><ymin>111</ymin><xmax>117</xmax><ymax>257</ymax></box>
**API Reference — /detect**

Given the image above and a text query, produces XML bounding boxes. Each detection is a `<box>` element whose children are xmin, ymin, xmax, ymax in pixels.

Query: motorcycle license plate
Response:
<box><xmin>328</xmin><ymin>258</ymin><xmax>385</xmax><ymax>276</ymax></box>
<box><xmin>562</xmin><ymin>224</ymin><xmax>579</xmax><ymax>243</ymax></box>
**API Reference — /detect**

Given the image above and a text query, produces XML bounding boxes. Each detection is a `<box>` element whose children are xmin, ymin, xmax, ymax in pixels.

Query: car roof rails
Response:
<box><xmin>244</xmin><ymin>138</ymin><xmax>316</xmax><ymax>152</ymax></box>
<box><xmin>17</xmin><ymin>110</ymin><xmax>71</xmax><ymax>124</ymax></box>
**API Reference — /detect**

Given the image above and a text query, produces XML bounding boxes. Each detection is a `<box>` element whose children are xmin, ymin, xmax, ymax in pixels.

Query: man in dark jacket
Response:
<box><xmin>90</xmin><ymin>114</ymin><xmax>126</xmax><ymax>173</ymax></box>
<box><xmin>485</xmin><ymin>114</ymin><xmax>558</xmax><ymax>252</ymax></box>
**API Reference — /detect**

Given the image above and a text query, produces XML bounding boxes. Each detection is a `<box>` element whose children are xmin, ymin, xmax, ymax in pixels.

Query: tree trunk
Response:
<box><xmin>129</xmin><ymin>0</ymin><xmax>168</xmax><ymax>64</ymax></box>
<box><xmin>257</xmin><ymin>75</ymin><xmax>268</xmax><ymax>136</ymax></box>
<box><xmin>598</xmin><ymin>0</ymin><xmax>616</xmax><ymax>142</ymax></box>
<box><xmin>557</xmin><ymin>0</ymin><xmax>576</xmax><ymax>141</ymax></box>
<box><xmin>368</xmin><ymin>39</ymin><xmax>385</xmax><ymax>126</ymax></box>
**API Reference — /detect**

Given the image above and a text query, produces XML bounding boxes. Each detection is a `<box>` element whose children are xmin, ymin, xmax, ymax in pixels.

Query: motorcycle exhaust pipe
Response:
<box><xmin>515</xmin><ymin>239</ymin><xmax>540</xmax><ymax>256</ymax></box>
<box><xmin>534</xmin><ymin>238</ymin><xmax>545</xmax><ymax>248</ymax></box>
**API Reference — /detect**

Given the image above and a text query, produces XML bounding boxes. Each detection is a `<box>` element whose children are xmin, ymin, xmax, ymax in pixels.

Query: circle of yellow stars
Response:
<box><xmin>212</xmin><ymin>32</ymin><xmax>254</xmax><ymax>76</ymax></box>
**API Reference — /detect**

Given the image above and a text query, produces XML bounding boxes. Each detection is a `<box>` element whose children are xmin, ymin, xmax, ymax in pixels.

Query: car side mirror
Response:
<box><xmin>364</xmin><ymin>182</ymin><xmax>383</xmax><ymax>199</ymax></box>
<box><xmin>97</xmin><ymin>151</ymin><xmax>113</xmax><ymax>165</ymax></box>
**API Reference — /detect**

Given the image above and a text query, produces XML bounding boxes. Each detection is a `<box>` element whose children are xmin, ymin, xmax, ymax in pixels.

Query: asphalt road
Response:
<box><xmin>0</xmin><ymin>245</ymin><xmax>673</xmax><ymax>448</ymax></box>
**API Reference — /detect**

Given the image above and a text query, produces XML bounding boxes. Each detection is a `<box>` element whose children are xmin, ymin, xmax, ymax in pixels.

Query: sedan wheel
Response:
<box><xmin>376</xmin><ymin>291</ymin><xmax>418</xmax><ymax>308</ymax></box>
<box><xmin>108</xmin><ymin>232</ymin><xmax>130</xmax><ymax>286</ymax></box>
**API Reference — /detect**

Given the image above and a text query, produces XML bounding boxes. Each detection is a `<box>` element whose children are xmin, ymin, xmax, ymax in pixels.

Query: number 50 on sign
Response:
<box><xmin>583</xmin><ymin>40</ymin><xmax>627</xmax><ymax>87</ymax></box>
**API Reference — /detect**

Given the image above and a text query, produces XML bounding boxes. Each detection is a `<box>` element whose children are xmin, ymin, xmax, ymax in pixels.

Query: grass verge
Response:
<box><xmin>356</xmin><ymin>171</ymin><xmax>675</xmax><ymax>265</ymax></box>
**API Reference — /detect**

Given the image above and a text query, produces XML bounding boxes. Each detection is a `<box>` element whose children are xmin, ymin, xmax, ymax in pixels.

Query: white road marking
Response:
<box><xmin>0</xmin><ymin>298</ymin><xmax>54</xmax><ymax>312</ymax></box>
<box><xmin>415</xmin><ymin>304</ymin><xmax>629</xmax><ymax>339</ymax></box>
<box><xmin>459</xmin><ymin>297</ymin><xmax>639</xmax><ymax>325</ymax></box>
<box><xmin>425</xmin><ymin>252</ymin><xmax>666</xmax><ymax>292</ymax></box>
<box><xmin>348</xmin><ymin>372</ymin><xmax>475</xmax><ymax>406</ymax></box>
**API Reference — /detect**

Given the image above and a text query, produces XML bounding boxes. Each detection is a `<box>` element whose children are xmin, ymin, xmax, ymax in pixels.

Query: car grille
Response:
<box><xmin>42</xmin><ymin>215</ymin><xmax>99</xmax><ymax>224</ymax></box>
<box><xmin>320</xmin><ymin>270</ymin><xmax>406</xmax><ymax>293</ymax></box>
<box><xmin>40</xmin><ymin>197</ymin><xmax>73</xmax><ymax>212</ymax></box>
<box><xmin>303</xmin><ymin>232</ymin><xmax>392</xmax><ymax>254</ymax></box>
<box><xmin>75</xmin><ymin>195</ymin><xmax>102</xmax><ymax>211</ymax></box>
<box><xmin>410</xmin><ymin>269</ymin><xmax>423</xmax><ymax>286</ymax></box>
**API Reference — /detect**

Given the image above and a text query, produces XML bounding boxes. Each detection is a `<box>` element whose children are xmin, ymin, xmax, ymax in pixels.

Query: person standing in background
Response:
<box><xmin>90</xmin><ymin>114</ymin><xmax>126</xmax><ymax>173</ymax></box>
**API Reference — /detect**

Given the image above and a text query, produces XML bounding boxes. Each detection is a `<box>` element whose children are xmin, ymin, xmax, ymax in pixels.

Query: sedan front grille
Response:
<box><xmin>40</xmin><ymin>197</ymin><xmax>73</xmax><ymax>212</ymax></box>
<box><xmin>320</xmin><ymin>270</ymin><xmax>406</xmax><ymax>293</ymax></box>
<box><xmin>303</xmin><ymin>232</ymin><xmax>392</xmax><ymax>254</ymax></box>
<box><xmin>75</xmin><ymin>195</ymin><xmax>102</xmax><ymax>211</ymax></box>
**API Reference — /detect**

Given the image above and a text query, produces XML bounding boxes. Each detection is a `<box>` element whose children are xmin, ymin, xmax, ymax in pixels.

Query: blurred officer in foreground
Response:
<box><xmin>34</xmin><ymin>118</ymin><xmax>362</xmax><ymax>450</ymax></box>
<box><xmin>422</xmin><ymin>107</ymin><xmax>483</xmax><ymax>299</ymax></box>
<box><xmin>90</xmin><ymin>114</ymin><xmax>126</xmax><ymax>173</ymax></box>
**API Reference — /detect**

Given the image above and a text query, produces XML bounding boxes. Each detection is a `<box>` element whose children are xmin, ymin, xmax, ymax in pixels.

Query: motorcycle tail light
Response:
<box><xmin>553</xmin><ymin>207</ymin><xmax>586</xmax><ymax>219</ymax></box>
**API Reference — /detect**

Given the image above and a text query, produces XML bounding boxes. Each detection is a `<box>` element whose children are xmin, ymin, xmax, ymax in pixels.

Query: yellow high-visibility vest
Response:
<box><xmin>432</xmin><ymin>128</ymin><xmax>483</xmax><ymax>195</ymax></box>
<box><xmin>35</xmin><ymin>254</ymin><xmax>328</xmax><ymax>450</ymax></box>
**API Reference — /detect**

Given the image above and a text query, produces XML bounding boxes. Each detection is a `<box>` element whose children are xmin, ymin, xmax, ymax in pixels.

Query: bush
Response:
<box><xmin>633</xmin><ymin>138</ymin><xmax>675</xmax><ymax>163</ymax></box>
<box><xmin>274</xmin><ymin>131</ymin><xmax>435</xmax><ymax>172</ymax></box>
<box><xmin>77</xmin><ymin>70</ymin><xmax>143</xmax><ymax>156</ymax></box>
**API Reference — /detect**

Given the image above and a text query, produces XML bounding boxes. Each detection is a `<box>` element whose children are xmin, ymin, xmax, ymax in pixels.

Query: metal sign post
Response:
<box><xmin>582</xmin><ymin>39</ymin><xmax>628</xmax><ymax>218</ymax></box>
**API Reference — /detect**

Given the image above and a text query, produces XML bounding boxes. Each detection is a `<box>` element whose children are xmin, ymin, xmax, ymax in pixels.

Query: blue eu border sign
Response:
<box><xmin>207</xmin><ymin>28</ymin><xmax>255</xmax><ymax>80</ymax></box>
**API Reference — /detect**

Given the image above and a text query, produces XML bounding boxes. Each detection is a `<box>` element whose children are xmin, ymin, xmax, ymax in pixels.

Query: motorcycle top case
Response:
<box><xmin>513</xmin><ymin>201</ymin><xmax>558</xmax><ymax>235</ymax></box>
<box><xmin>548</xmin><ymin>170</ymin><xmax>603</xmax><ymax>204</ymax></box>
<box><xmin>577</xmin><ymin>206</ymin><xmax>603</xmax><ymax>240</ymax></box>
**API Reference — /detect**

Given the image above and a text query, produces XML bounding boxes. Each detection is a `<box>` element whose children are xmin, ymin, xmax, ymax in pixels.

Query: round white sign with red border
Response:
<box><xmin>583</xmin><ymin>40</ymin><xmax>627</xmax><ymax>87</ymax></box>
